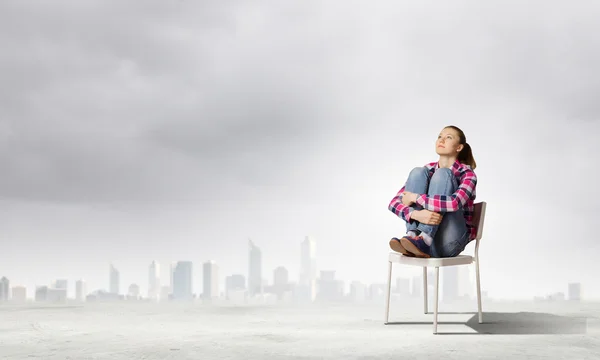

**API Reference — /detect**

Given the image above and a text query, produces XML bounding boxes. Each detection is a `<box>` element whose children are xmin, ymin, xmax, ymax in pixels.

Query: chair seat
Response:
<box><xmin>388</xmin><ymin>252</ymin><xmax>474</xmax><ymax>267</ymax></box>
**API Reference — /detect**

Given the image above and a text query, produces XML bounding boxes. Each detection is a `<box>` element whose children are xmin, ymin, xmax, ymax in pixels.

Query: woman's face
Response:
<box><xmin>435</xmin><ymin>127</ymin><xmax>463</xmax><ymax>156</ymax></box>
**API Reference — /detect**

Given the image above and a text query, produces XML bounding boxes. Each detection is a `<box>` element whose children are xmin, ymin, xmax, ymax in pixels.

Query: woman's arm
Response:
<box><xmin>414</xmin><ymin>170</ymin><xmax>477</xmax><ymax>212</ymax></box>
<box><xmin>388</xmin><ymin>185</ymin><xmax>417</xmax><ymax>222</ymax></box>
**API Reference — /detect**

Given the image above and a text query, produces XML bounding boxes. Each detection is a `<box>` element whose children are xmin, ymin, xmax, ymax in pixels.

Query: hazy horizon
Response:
<box><xmin>1</xmin><ymin>0</ymin><xmax>599</xmax><ymax>301</ymax></box>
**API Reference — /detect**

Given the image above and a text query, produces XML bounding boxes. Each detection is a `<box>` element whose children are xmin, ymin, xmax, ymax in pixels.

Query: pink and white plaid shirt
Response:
<box><xmin>388</xmin><ymin>160</ymin><xmax>478</xmax><ymax>240</ymax></box>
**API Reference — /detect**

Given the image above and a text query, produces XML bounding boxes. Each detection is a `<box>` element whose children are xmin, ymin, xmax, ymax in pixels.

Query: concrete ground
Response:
<box><xmin>0</xmin><ymin>300</ymin><xmax>599</xmax><ymax>359</ymax></box>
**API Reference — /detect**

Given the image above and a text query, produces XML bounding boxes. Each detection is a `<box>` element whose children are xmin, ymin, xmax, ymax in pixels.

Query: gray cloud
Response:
<box><xmin>0</xmin><ymin>0</ymin><xmax>599</xmax><ymax>206</ymax></box>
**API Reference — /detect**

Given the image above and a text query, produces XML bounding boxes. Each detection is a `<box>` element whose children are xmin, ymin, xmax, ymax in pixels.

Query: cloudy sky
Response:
<box><xmin>1</xmin><ymin>0</ymin><xmax>599</xmax><ymax>300</ymax></box>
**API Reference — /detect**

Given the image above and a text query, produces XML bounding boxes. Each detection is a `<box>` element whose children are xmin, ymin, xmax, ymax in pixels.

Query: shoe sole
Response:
<box><xmin>389</xmin><ymin>238</ymin><xmax>415</xmax><ymax>257</ymax></box>
<box><xmin>400</xmin><ymin>237</ymin><xmax>431</xmax><ymax>258</ymax></box>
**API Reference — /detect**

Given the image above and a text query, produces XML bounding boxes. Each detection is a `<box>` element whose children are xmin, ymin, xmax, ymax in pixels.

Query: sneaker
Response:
<box><xmin>400</xmin><ymin>235</ymin><xmax>431</xmax><ymax>258</ymax></box>
<box><xmin>389</xmin><ymin>237</ymin><xmax>415</xmax><ymax>257</ymax></box>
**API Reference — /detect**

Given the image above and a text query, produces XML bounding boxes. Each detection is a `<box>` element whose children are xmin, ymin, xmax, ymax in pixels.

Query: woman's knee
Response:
<box><xmin>430</xmin><ymin>168</ymin><xmax>456</xmax><ymax>189</ymax></box>
<box><xmin>409</xmin><ymin>166</ymin><xmax>428</xmax><ymax>178</ymax></box>
<box><xmin>431</xmin><ymin>168</ymin><xmax>453</xmax><ymax>181</ymax></box>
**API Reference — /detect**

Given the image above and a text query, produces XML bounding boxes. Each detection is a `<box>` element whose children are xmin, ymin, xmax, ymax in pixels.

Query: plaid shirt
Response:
<box><xmin>388</xmin><ymin>160</ymin><xmax>478</xmax><ymax>240</ymax></box>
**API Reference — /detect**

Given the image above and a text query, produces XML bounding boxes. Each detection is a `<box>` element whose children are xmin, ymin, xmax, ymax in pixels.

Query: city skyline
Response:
<box><xmin>0</xmin><ymin>271</ymin><xmax>585</xmax><ymax>305</ymax></box>
<box><xmin>0</xmin><ymin>235</ymin><xmax>594</xmax><ymax>301</ymax></box>
<box><xmin>1</xmin><ymin>236</ymin><xmax>325</xmax><ymax>299</ymax></box>
<box><xmin>0</xmin><ymin>235</ymin><xmax>586</xmax><ymax>303</ymax></box>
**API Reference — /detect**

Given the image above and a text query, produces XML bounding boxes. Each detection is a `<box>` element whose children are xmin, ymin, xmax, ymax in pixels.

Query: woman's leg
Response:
<box><xmin>430</xmin><ymin>211</ymin><xmax>469</xmax><ymax>258</ymax></box>
<box><xmin>389</xmin><ymin>167</ymin><xmax>430</xmax><ymax>256</ymax></box>
<box><xmin>416</xmin><ymin>168</ymin><xmax>457</xmax><ymax>239</ymax></box>
<box><xmin>416</xmin><ymin>168</ymin><xmax>469</xmax><ymax>258</ymax></box>
<box><xmin>403</xmin><ymin>167</ymin><xmax>430</xmax><ymax>234</ymax></box>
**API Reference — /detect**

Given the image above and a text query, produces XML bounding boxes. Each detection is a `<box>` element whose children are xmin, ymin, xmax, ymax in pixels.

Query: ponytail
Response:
<box><xmin>458</xmin><ymin>142</ymin><xmax>476</xmax><ymax>169</ymax></box>
<box><xmin>445</xmin><ymin>125</ymin><xmax>476</xmax><ymax>169</ymax></box>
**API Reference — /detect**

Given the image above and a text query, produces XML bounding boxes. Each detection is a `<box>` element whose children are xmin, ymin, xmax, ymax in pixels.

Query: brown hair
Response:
<box><xmin>445</xmin><ymin>125</ymin><xmax>476</xmax><ymax>169</ymax></box>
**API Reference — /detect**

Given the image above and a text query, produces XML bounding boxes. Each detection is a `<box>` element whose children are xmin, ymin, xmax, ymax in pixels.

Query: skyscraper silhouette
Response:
<box><xmin>76</xmin><ymin>279</ymin><xmax>87</xmax><ymax>302</ymax></box>
<box><xmin>148</xmin><ymin>261</ymin><xmax>160</xmax><ymax>301</ymax></box>
<box><xmin>0</xmin><ymin>277</ymin><xmax>9</xmax><ymax>301</ymax></box>
<box><xmin>299</xmin><ymin>236</ymin><xmax>317</xmax><ymax>302</ymax></box>
<box><xmin>248</xmin><ymin>239</ymin><xmax>262</xmax><ymax>297</ymax></box>
<box><xmin>109</xmin><ymin>264</ymin><xmax>120</xmax><ymax>295</ymax></box>
<box><xmin>172</xmin><ymin>261</ymin><xmax>193</xmax><ymax>300</ymax></box>
<box><xmin>203</xmin><ymin>261</ymin><xmax>219</xmax><ymax>300</ymax></box>
<box><xmin>273</xmin><ymin>266</ymin><xmax>289</xmax><ymax>300</ymax></box>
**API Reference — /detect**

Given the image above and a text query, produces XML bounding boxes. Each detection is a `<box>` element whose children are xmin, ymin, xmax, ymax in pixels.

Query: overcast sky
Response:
<box><xmin>1</xmin><ymin>0</ymin><xmax>599</xmax><ymax>300</ymax></box>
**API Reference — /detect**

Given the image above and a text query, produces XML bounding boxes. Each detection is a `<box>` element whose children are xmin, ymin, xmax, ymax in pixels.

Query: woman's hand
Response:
<box><xmin>411</xmin><ymin>209</ymin><xmax>443</xmax><ymax>225</ymax></box>
<box><xmin>401</xmin><ymin>191</ymin><xmax>418</xmax><ymax>206</ymax></box>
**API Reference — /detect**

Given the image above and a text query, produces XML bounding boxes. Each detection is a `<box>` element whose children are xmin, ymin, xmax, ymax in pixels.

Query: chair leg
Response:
<box><xmin>384</xmin><ymin>261</ymin><xmax>392</xmax><ymax>324</ymax></box>
<box><xmin>433</xmin><ymin>266</ymin><xmax>440</xmax><ymax>334</ymax></box>
<box><xmin>423</xmin><ymin>267</ymin><xmax>428</xmax><ymax>314</ymax></box>
<box><xmin>475</xmin><ymin>258</ymin><xmax>483</xmax><ymax>324</ymax></box>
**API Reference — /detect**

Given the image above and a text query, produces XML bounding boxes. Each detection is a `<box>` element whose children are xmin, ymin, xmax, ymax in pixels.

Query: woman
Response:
<box><xmin>388</xmin><ymin>125</ymin><xmax>477</xmax><ymax>258</ymax></box>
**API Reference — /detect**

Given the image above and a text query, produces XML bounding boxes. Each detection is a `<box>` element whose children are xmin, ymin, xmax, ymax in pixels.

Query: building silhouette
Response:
<box><xmin>411</xmin><ymin>275</ymin><xmax>421</xmax><ymax>298</ymax></box>
<box><xmin>442</xmin><ymin>266</ymin><xmax>459</xmax><ymax>303</ymax></box>
<box><xmin>109</xmin><ymin>264</ymin><xmax>120</xmax><ymax>295</ymax></box>
<box><xmin>11</xmin><ymin>286</ymin><xmax>26</xmax><ymax>302</ymax></box>
<box><xmin>203</xmin><ymin>261</ymin><xmax>219</xmax><ymax>300</ymax></box>
<box><xmin>128</xmin><ymin>284</ymin><xmax>141</xmax><ymax>299</ymax></box>
<box><xmin>148</xmin><ymin>261</ymin><xmax>160</xmax><ymax>301</ymax></box>
<box><xmin>248</xmin><ymin>240</ymin><xmax>262</xmax><ymax>297</ymax></box>
<box><xmin>170</xmin><ymin>262</ymin><xmax>177</xmax><ymax>294</ymax></box>
<box><xmin>411</xmin><ymin>270</ymin><xmax>435</xmax><ymax>298</ymax></box>
<box><xmin>172</xmin><ymin>261</ymin><xmax>193</xmax><ymax>300</ymax></box>
<box><xmin>350</xmin><ymin>281</ymin><xmax>367</xmax><ymax>303</ymax></box>
<box><xmin>160</xmin><ymin>286</ymin><xmax>170</xmax><ymax>302</ymax></box>
<box><xmin>53</xmin><ymin>279</ymin><xmax>68</xmax><ymax>290</ymax></box>
<box><xmin>369</xmin><ymin>283</ymin><xmax>387</xmax><ymax>302</ymax></box>
<box><xmin>317</xmin><ymin>270</ymin><xmax>344</xmax><ymax>302</ymax></box>
<box><xmin>273</xmin><ymin>266</ymin><xmax>290</xmax><ymax>300</ymax></box>
<box><xmin>457</xmin><ymin>266</ymin><xmax>474</xmax><ymax>300</ymax></box>
<box><xmin>395</xmin><ymin>277</ymin><xmax>410</xmax><ymax>296</ymax></box>
<box><xmin>47</xmin><ymin>288</ymin><xmax>67</xmax><ymax>302</ymax></box>
<box><xmin>299</xmin><ymin>236</ymin><xmax>317</xmax><ymax>302</ymax></box>
<box><xmin>35</xmin><ymin>286</ymin><xmax>48</xmax><ymax>302</ymax></box>
<box><xmin>225</xmin><ymin>274</ymin><xmax>245</xmax><ymax>300</ymax></box>
<box><xmin>76</xmin><ymin>279</ymin><xmax>87</xmax><ymax>302</ymax></box>
<box><xmin>0</xmin><ymin>277</ymin><xmax>9</xmax><ymax>301</ymax></box>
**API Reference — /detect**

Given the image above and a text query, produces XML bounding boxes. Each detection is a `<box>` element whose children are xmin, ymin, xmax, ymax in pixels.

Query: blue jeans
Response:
<box><xmin>403</xmin><ymin>167</ymin><xmax>469</xmax><ymax>258</ymax></box>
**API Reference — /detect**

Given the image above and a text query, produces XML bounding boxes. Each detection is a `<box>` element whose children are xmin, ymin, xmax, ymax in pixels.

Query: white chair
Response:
<box><xmin>384</xmin><ymin>201</ymin><xmax>487</xmax><ymax>334</ymax></box>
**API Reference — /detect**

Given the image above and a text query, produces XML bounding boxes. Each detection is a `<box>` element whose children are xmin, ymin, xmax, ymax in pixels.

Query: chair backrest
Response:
<box><xmin>472</xmin><ymin>202</ymin><xmax>487</xmax><ymax>240</ymax></box>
